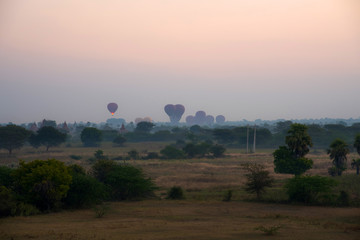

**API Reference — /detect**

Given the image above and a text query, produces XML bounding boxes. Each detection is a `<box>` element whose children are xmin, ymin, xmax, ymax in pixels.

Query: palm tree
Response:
<box><xmin>351</xmin><ymin>159</ymin><xmax>360</xmax><ymax>175</ymax></box>
<box><xmin>327</xmin><ymin>139</ymin><xmax>349</xmax><ymax>176</ymax></box>
<box><xmin>285</xmin><ymin>123</ymin><xmax>313</xmax><ymax>158</ymax></box>
<box><xmin>354</xmin><ymin>134</ymin><xmax>360</xmax><ymax>155</ymax></box>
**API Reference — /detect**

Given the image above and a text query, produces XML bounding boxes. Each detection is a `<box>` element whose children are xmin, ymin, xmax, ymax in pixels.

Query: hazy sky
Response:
<box><xmin>1</xmin><ymin>0</ymin><xmax>359</xmax><ymax>124</ymax></box>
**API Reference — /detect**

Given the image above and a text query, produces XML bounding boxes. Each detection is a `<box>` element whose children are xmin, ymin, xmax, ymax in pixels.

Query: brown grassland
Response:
<box><xmin>0</xmin><ymin>143</ymin><xmax>359</xmax><ymax>240</ymax></box>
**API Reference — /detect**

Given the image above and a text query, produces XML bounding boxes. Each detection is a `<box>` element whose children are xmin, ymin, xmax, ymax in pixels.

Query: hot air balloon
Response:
<box><xmin>205</xmin><ymin>115</ymin><xmax>215</xmax><ymax>125</ymax></box>
<box><xmin>164</xmin><ymin>104</ymin><xmax>185</xmax><ymax>123</ymax></box>
<box><xmin>107</xmin><ymin>103</ymin><xmax>118</xmax><ymax>116</ymax></box>
<box><xmin>143</xmin><ymin>117</ymin><xmax>152</xmax><ymax>122</ymax></box>
<box><xmin>216</xmin><ymin>115</ymin><xmax>226</xmax><ymax>124</ymax></box>
<box><xmin>186</xmin><ymin>115</ymin><xmax>195</xmax><ymax>125</ymax></box>
<box><xmin>194</xmin><ymin>111</ymin><xmax>206</xmax><ymax>125</ymax></box>
<box><xmin>174</xmin><ymin>104</ymin><xmax>185</xmax><ymax>122</ymax></box>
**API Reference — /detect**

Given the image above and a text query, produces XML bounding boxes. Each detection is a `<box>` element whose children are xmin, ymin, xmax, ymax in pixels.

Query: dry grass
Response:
<box><xmin>0</xmin><ymin>201</ymin><xmax>359</xmax><ymax>240</ymax></box>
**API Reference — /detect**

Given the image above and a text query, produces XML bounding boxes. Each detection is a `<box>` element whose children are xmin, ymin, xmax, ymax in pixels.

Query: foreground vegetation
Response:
<box><xmin>1</xmin><ymin>122</ymin><xmax>360</xmax><ymax>239</ymax></box>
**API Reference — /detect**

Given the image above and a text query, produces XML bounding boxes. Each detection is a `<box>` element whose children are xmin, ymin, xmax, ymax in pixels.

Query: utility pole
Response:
<box><xmin>253</xmin><ymin>125</ymin><xmax>256</xmax><ymax>153</ymax></box>
<box><xmin>246</xmin><ymin>125</ymin><xmax>249</xmax><ymax>154</ymax></box>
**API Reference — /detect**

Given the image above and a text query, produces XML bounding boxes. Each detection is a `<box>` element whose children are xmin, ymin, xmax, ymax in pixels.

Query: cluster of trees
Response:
<box><xmin>0</xmin><ymin>125</ymin><xmax>67</xmax><ymax>154</ymax></box>
<box><xmin>270</xmin><ymin>124</ymin><xmax>360</xmax><ymax>205</ymax></box>
<box><xmin>1</xmin><ymin>121</ymin><xmax>360</xmax><ymax>154</ymax></box>
<box><xmin>242</xmin><ymin>123</ymin><xmax>360</xmax><ymax>205</ymax></box>
<box><xmin>0</xmin><ymin>158</ymin><xmax>156</xmax><ymax>217</ymax></box>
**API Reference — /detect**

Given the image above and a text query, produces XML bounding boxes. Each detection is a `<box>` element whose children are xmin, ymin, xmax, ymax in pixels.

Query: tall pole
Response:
<box><xmin>246</xmin><ymin>125</ymin><xmax>249</xmax><ymax>154</ymax></box>
<box><xmin>253</xmin><ymin>125</ymin><xmax>256</xmax><ymax>153</ymax></box>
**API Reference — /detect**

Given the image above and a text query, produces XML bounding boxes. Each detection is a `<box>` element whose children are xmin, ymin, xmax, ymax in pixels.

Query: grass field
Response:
<box><xmin>0</xmin><ymin>143</ymin><xmax>359</xmax><ymax>239</ymax></box>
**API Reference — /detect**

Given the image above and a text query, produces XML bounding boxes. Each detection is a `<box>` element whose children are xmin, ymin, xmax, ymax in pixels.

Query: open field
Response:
<box><xmin>0</xmin><ymin>143</ymin><xmax>360</xmax><ymax>239</ymax></box>
<box><xmin>1</xmin><ymin>201</ymin><xmax>359</xmax><ymax>240</ymax></box>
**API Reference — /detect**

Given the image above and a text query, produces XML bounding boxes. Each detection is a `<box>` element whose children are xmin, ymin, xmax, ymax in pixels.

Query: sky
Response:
<box><xmin>0</xmin><ymin>0</ymin><xmax>359</xmax><ymax>124</ymax></box>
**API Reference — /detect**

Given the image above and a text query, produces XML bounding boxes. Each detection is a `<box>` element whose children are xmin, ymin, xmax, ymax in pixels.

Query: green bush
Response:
<box><xmin>160</xmin><ymin>145</ymin><xmax>185</xmax><ymax>159</ymax></box>
<box><xmin>273</xmin><ymin>146</ymin><xmax>313</xmax><ymax>176</ymax></box>
<box><xmin>145</xmin><ymin>152</ymin><xmax>160</xmax><ymax>159</ymax></box>
<box><xmin>183</xmin><ymin>142</ymin><xmax>211</xmax><ymax>158</ymax></box>
<box><xmin>0</xmin><ymin>166</ymin><xmax>14</xmax><ymax>188</ymax></box>
<box><xmin>0</xmin><ymin>186</ymin><xmax>16</xmax><ymax>217</ymax></box>
<box><xmin>210</xmin><ymin>144</ymin><xmax>226</xmax><ymax>158</ymax></box>
<box><xmin>106</xmin><ymin>165</ymin><xmax>156</xmax><ymax>200</ymax></box>
<box><xmin>242</xmin><ymin>163</ymin><xmax>274</xmax><ymax>200</ymax></box>
<box><xmin>91</xmin><ymin>160</ymin><xmax>156</xmax><ymax>200</ymax></box>
<box><xmin>166</xmin><ymin>186</ymin><xmax>185</xmax><ymax>200</ymax></box>
<box><xmin>69</xmin><ymin>155</ymin><xmax>82</xmax><ymax>160</ymax></box>
<box><xmin>91</xmin><ymin>159</ymin><xmax>117</xmax><ymax>183</ymax></box>
<box><xmin>64</xmin><ymin>165</ymin><xmax>107</xmax><ymax>208</ymax></box>
<box><xmin>128</xmin><ymin>150</ymin><xmax>139</xmax><ymax>160</ymax></box>
<box><xmin>12</xmin><ymin>159</ymin><xmax>72</xmax><ymax>211</ymax></box>
<box><xmin>113</xmin><ymin>135</ymin><xmax>126</xmax><ymax>146</ymax></box>
<box><xmin>285</xmin><ymin>175</ymin><xmax>337</xmax><ymax>205</ymax></box>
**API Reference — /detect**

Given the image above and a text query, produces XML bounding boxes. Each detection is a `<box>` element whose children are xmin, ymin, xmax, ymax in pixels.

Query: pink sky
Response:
<box><xmin>0</xmin><ymin>0</ymin><xmax>359</xmax><ymax>123</ymax></box>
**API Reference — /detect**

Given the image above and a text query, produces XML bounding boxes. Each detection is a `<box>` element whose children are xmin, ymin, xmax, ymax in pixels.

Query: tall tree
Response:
<box><xmin>32</xmin><ymin>126</ymin><xmax>67</xmax><ymax>151</ymax></box>
<box><xmin>0</xmin><ymin>125</ymin><xmax>31</xmax><ymax>154</ymax></box>
<box><xmin>327</xmin><ymin>139</ymin><xmax>349</xmax><ymax>176</ymax></box>
<box><xmin>273</xmin><ymin>124</ymin><xmax>313</xmax><ymax>176</ymax></box>
<box><xmin>285</xmin><ymin>123</ymin><xmax>313</xmax><ymax>158</ymax></box>
<box><xmin>80</xmin><ymin>127</ymin><xmax>102</xmax><ymax>147</ymax></box>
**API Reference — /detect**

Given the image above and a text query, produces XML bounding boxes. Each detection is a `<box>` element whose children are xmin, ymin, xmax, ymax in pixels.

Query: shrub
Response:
<box><xmin>64</xmin><ymin>165</ymin><xmax>107</xmax><ymax>208</ymax></box>
<box><xmin>94</xmin><ymin>203</ymin><xmax>110</xmax><ymax>218</ymax></box>
<box><xmin>166</xmin><ymin>186</ymin><xmax>185</xmax><ymax>200</ymax></box>
<box><xmin>183</xmin><ymin>142</ymin><xmax>212</xmax><ymax>158</ymax></box>
<box><xmin>242</xmin><ymin>163</ymin><xmax>274</xmax><ymax>200</ymax></box>
<box><xmin>222</xmin><ymin>190</ymin><xmax>232</xmax><ymax>202</ymax></box>
<box><xmin>273</xmin><ymin>146</ymin><xmax>313</xmax><ymax>176</ymax></box>
<box><xmin>69</xmin><ymin>155</ymin><xmax>82</xmax><ymax>160</ymax></box>
<box><xmin>160</xmin><ymin>145</ymin><xmax>185</xmax><ymax>159</ymax></box>
<box><xmin>0</xmin><ymin>166</ymin><xmax>14</xmax><ymax>188</ymax></box>
<box><xmin>210</xmin><ymin>144</ymin><xmax>226</xmax><ymax>158</ymax></box>
<box><xmin>94</xmin><ymin>150</ymin><xmax>108</xmax><ymax>160</ymax></box>
<box><xmin>91</xmin><ymin>159</ymin><xmax>117</xmax><ymax>183</ymax></box>
<box><xmin>91</xmin><ymin>160</ymin><xmax>156</xmax><ymax>200</ymax></box>
<box><xmin>0</xmin><ymin>186</ymin><xmax>16</xmax><ymax>217</ymax></box>
<box><xmin>145</xmin><ymin>152</ymin><xmax>160</xmax><ymax>159</ymax></box>
<box><xmin>285</xmin><ymin>175</ymin><xmax>337</xmax><ymax>205</ymax></box>
<box><xmin>128</xmin><ymin>150</ymin><xmax>139</xmax><ymax>160</ymax></box>
<box><xmin>12</xmin><ymin>159</ymin><xmax>72</xmax><ymax>211</ymax></box>
<box><xmin>113</xmin><ymin>135</ymin><xmax>126</xmax><ymax>146</ymax></box>
<box><xmin>105</xmin><ymin>165</ymin><xmax>156</xmax><ymax>200</ymax></box>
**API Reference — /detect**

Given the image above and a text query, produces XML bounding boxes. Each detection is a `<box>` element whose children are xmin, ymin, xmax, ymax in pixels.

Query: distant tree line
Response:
<box><xmin>1</xmin><ymin>122</ymin><xmax>360</xmax><ymax>154</ymax></box>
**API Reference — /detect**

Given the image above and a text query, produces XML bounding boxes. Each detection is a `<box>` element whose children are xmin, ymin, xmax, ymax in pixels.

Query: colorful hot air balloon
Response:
<box><xmin>107</xmin><ymin>103</ymin><xmax>118</xmax><ymax>116</ymax></box>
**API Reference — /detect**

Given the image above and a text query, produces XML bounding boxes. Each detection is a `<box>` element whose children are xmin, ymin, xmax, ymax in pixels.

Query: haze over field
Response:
<box><xmin>1</xmin><ymin>0</ymin><xmax>359</xmax><ymax>124</ymax></box>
